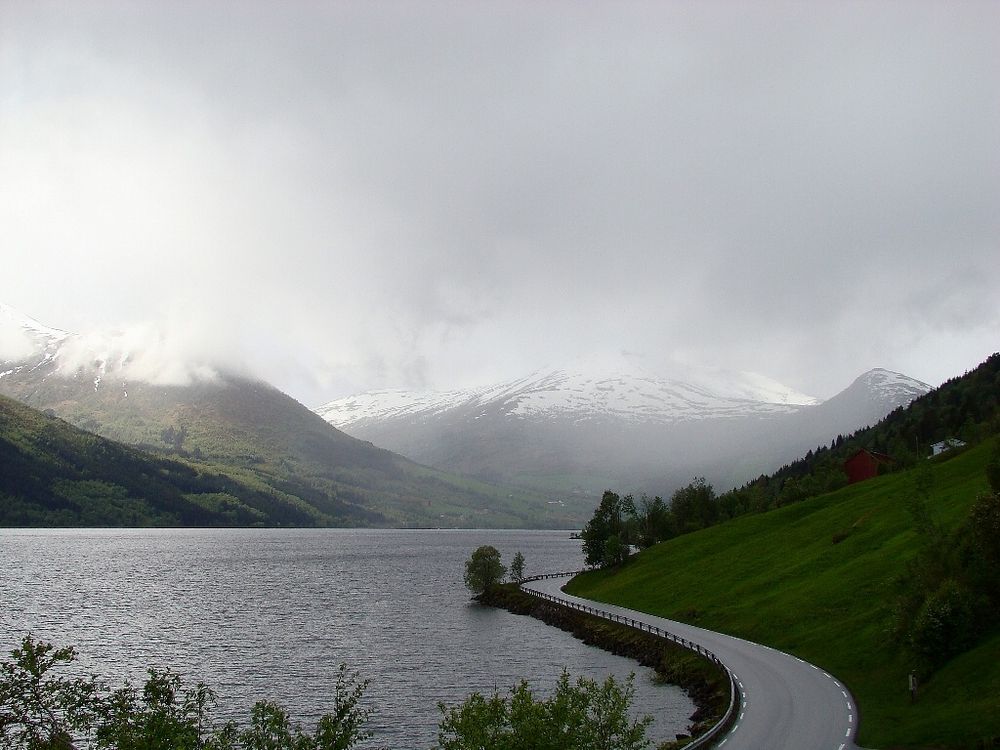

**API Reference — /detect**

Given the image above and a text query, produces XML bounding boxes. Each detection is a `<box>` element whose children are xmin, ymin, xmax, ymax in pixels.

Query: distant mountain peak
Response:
<box><xmin>849</xmin><ymin>368</ymin><xmax>932</xmax><ymax>399</ymax></box>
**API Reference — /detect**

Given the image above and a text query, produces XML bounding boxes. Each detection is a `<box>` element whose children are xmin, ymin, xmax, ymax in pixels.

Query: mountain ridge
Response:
<box><xmin>316</xmin><ymin>362</ymin><xmax>931</xmax><ymax>497</ymax></box>
<box><xmin>317</xmin><ymin>358</ymin><xmax>825</xmax><ymax>429</ymax></box>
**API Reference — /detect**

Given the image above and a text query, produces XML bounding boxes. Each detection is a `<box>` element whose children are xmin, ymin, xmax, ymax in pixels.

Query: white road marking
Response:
<box><xmin>847</xmin><ymin>701</ymin><xmax>853</xmax><ymax>711</ymax></box>
<box><xmin>849</xmin><ymin>714</ymin><xmax>853</xmax><ymax>723</ymax></box>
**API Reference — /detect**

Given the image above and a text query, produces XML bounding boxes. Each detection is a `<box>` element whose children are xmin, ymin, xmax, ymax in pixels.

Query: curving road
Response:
<box><xmin>522</xmin><ymin>575</ymin><xmax>865</xmax><ymax>750</ymax></box>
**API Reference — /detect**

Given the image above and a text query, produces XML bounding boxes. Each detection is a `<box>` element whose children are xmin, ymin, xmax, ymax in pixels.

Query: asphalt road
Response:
<box><xmin>522</xmin><ymin>575</ymin><xmax>866</xmax><ymax>750</ymax></box>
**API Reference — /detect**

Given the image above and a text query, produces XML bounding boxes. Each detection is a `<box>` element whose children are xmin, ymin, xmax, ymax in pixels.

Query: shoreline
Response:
<box><xmin>478</xmin><ymin>583</ymin><xmax>730</xmax><ymax>748</ymax></box>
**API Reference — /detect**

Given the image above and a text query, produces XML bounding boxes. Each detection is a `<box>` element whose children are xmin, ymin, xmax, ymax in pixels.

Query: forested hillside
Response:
<box><xmin>0</xmin><ymin>394</ymin><xmax>370</xmax><ymax>526</ymax></box>
<box><xmin>717</xmin><ymin>352</ymin><xmax>999</xmax><ymax>518</ymax></box>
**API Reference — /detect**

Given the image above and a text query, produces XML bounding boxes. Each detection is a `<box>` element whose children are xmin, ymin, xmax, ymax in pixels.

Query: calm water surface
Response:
<box><xmin>0</xmin><ymin>529</ymin><xmax>693</xmax><ymax>747</ymax></box>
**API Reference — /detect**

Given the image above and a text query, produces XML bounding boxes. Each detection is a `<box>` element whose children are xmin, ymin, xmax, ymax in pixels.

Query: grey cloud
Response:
<box><xmin>1</xmin><ymin>1</ymin><xmax>997</xmax><ymax>405</ymax></box>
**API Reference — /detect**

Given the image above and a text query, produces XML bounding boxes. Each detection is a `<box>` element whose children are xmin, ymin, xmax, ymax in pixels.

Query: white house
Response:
<box><xmin>930</xmin><ymin>438</ymin><xmax>967</xmax><ymax>457</ymax></box>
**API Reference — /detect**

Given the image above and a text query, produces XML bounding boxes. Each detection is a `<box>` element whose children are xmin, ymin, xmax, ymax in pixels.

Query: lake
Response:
<box><xmin>0</xmin><ymin>528</ymin><xmax>694</xmax><ymax>747</ymax></box>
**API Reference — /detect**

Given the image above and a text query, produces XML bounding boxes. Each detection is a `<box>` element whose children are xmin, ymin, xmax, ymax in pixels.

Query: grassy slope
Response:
<box><xmin>1</xmin><ymin>369</ymin><xmax>577</xmax><ymax>527</ymax></box>
<box><xmin>566</xmin><ymin>441</ymin><xmax>1000</xmax><ymax>749</ymax></box>
<box><xmin>0</xmin><ymin>394</ymin><xmax>327</xmax><ymax>526</ymax></box>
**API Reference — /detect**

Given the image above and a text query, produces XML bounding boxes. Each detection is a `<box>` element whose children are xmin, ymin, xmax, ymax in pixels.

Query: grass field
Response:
<box><xmin>565</xmin><ymin>441</ymin><xmax>1000</xmax><ymax>749</ymax></box>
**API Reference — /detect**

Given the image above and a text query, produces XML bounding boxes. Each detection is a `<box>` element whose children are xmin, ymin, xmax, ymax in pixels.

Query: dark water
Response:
<box><xmin>0</xmin><ymin>528</ymin><xmax>693</xmax><ymax>747</ymax></box>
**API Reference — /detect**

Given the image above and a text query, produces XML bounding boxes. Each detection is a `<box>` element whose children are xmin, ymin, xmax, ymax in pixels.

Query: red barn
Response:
<box><xmin>843</xmin><ymin>449</ymin><xmax>894</xmax><ymax>484</ymax></box>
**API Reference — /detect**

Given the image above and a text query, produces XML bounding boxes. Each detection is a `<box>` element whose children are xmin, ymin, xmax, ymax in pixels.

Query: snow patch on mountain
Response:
<box><xmin>0</xmin><ymin>303</ymin><xmax>69</xmax><ymax>361</ymax></box>
<box><xmin>853</xmin><ymin>368</ymin><xmax>931</xmax><ymax>402</ymax></box>
<box><xmin>316</xmin><ymin>358</ymin><xmax>823</xmax><ymax>429</ymax></box>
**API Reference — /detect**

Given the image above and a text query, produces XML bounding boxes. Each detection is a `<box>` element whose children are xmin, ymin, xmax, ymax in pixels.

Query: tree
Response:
<box><xmin>0</xmin><ymin>637</ymin><xmax>100</xmax><ymax>750</ymax></box>
<box><xmin>436</xmin><ymin>671</ymin><xmax>651</xmax><ymax>750</ymax></box>
<box><xmin>95</xmin><ymin>668</ymin><xmax>214</xmax><ymax>750</ymax></box>
<box><xmin>634</xmin><ymin>495</ymin><xmax>673</xmax><ymax>548</ymax></box>
<box><xmin>669</xmin><ymin>478</ymin><xmax>717</xmax><ymax>534</ymax></box>
<box><xmin>509</xmin><ymin>551</ymin><xmax>526</xmax><ymax>583</ymax></box>
<box><xmin>464</xmin><ymin>545</ymin><xmax>506</xmax><ymax>595</ymax></box>
<box><xmin>602</xmin><ymin>534</ymin><xmax>626</xmax><ymax>568</ymax></box>
<box><xmin>581</xmin><ymin>491</ymin><xmax>637</xmax><ymax>568</ymax></box>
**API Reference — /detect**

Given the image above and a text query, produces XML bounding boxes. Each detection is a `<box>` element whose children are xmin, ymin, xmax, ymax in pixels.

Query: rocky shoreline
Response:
<box><xmin>477</xmin><ymin>584</ymin><xmax>730</xmax><ymax>747</ymax></box>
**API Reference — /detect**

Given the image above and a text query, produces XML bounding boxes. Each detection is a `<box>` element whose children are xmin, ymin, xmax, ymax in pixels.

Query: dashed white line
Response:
<box><xmin>848</xmin><ymin>714</ymin><xmax>853</xmax><ymax>723</ymax></box>
<box><xmin>847</xmin><ymin>701</ymin><xmax>853</xmax><ymax>711</ymax></box>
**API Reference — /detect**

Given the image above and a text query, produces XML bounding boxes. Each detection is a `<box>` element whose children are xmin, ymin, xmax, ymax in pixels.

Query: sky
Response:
<box><xmin>1</xmin><ymin>0</ymin><xmax>997</xmax><ymax>406</ymax></box>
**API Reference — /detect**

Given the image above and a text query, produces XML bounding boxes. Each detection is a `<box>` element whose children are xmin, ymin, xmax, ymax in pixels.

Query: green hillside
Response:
<box><xmin>566</xmin><ymin>442</ymin><xmax>1000</xmax><ymax>749</ymax></box>
<box><xmin>0</xmin><ymin>369</ymin><xmax>578</xmax><ymax>528</ymax></box>
<box><xmin>0</xmin><ymin>392</ymin><xmax>564</xmax><ymax>528</ymax></box>
<box><xmin>0</xmin><ymin>393</ymin><xmax>356</xmax><ymax>526</ymax></box>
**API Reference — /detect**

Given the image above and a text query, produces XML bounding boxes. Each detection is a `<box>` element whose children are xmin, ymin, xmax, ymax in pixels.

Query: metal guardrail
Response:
<box><xmin>518</xmin><ymin>572</ymin><xmax>739</xmax><ymax>749</ymax></box>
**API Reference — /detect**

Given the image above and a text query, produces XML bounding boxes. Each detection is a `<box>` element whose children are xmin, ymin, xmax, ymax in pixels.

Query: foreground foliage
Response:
<box><xmin>3</xmin><ymin>635</ymin><xmax>652</xmax><ymax>750</ymax></box>
<box><xmin>436</xmin><ymin>671</ymin><xmax>651</xmax><ymax>750</ymax></box>
<box><xmin>0</xmin><ymin>636</ymin><xmax>373</xmax><ymax>750</ymax></box>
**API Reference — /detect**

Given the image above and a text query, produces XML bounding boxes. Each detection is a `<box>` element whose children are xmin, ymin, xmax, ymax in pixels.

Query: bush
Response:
<box><xmin>0</xmin><ymin>636</ymin><xmax>375</xmax><ymax>750</ymax></box>
<box><xmin>908</xmin><ymin>579</ymin><xmax>979</xmax><ymax>670</ymax></box>
<box><xmin>436</xmin><ymin>671</ymin><xmax>651</xmax><ymax>750</ymax></box>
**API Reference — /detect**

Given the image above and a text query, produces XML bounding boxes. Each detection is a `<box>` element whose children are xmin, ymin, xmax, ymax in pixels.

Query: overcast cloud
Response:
<box><xmin>1</xmin><ymin>0</ymin><xmax>997</xmax><ymax>405</ymax></box>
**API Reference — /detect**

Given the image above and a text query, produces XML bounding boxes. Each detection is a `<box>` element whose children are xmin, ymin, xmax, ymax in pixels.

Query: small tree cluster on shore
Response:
<box><xmin>463</xmin><ymin>546</ymin><xmax>527</xmax><ymax>594</ymax></box>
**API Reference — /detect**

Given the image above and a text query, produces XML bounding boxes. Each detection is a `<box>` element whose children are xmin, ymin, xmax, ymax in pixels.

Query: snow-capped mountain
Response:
<box><xmin>317</xmin><ymin>356</ymin><xmax>821</xmax><ymax>430</ymax></box>
<box><xmin>842</xmin><ymin>367</ymin><xmax>932</xmax><ymax>406</ymax></box>
<box><xmin>316</xmin><ymin>359</ymin><xmax>931</xmax><ymax>497</ymax></box>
